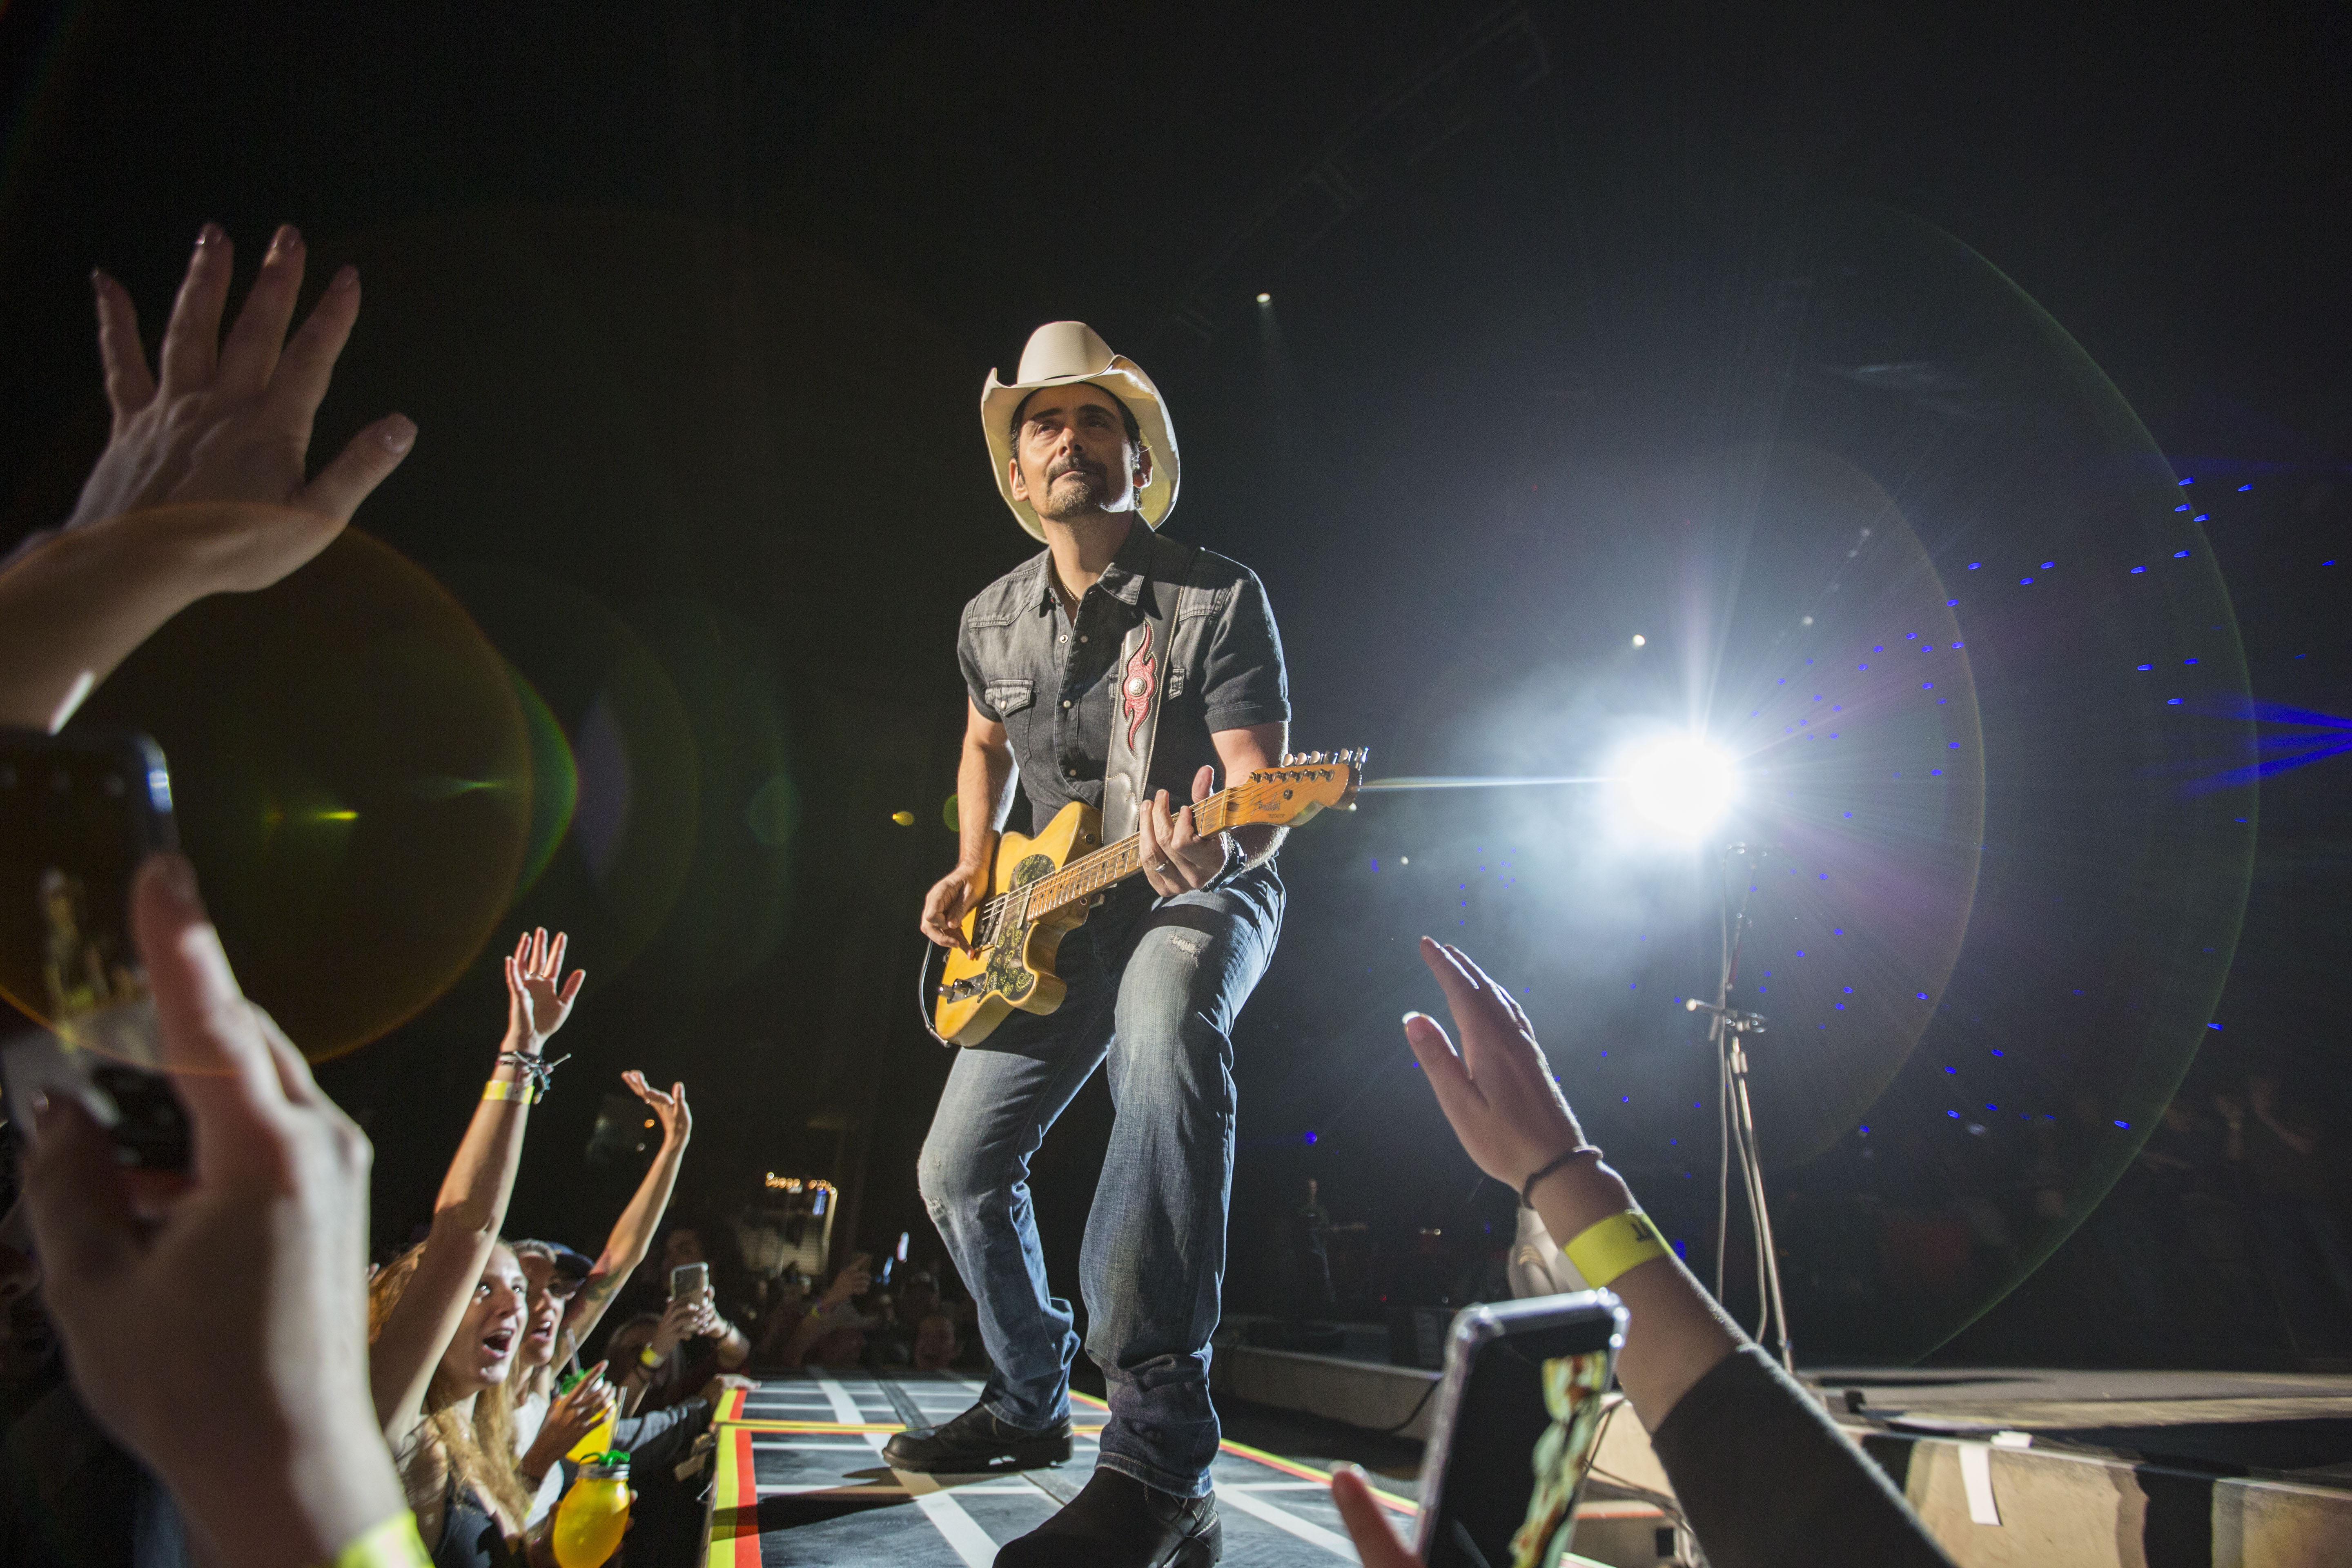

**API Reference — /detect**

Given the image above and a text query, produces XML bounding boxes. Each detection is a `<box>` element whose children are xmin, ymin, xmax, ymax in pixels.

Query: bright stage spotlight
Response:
<box><xmin>1616</xmin><ymin>735</ymin><xmax>1739</xmax><ymax>838</ymax></box>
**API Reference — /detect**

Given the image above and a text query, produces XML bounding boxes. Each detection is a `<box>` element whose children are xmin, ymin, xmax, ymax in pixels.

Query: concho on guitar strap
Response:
<box><xmin>1101</xmin><ymin>543</ymin><xmax>1201</xmax><ymax>845</ymax></box>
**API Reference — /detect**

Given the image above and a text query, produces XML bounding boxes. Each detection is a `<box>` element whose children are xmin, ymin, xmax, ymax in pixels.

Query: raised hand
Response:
<box><xmin>503</xmin><ymin>929</ymin><xmax>585</xmax><ymax>1055</ymax></box>
<box><xmin>1402</xmin><ymin>937</ymin><xmax>1589</xmax><ymax>1193</ymax></box>
<box><xmin>817</xmin><ymin>1262</ymin><xmax>873</xmax><ymax>1312</ymax></box>
<box><xmin>67</xmin><ymin>225</ymin><xmax>414</xmax><ymax>566</ymax></box>
<box><xmin>527</xmin><ymin>1364</ymin><xmax>617</xmax><ymax>1472</ymax></box>
<box><xmin>622</xmin><ymin>1071</ymin><xmax>691</xmax><ymax>1145</ymax></box>
<box><xmin>648</xmin><ymin>1289</ymin><xmax>702</xmax><ymax>1359</ymax></box>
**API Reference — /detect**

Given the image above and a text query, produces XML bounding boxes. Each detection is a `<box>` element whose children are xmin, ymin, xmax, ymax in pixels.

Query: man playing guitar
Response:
<box><xmin>895</xmin><ymin>321</ymin><xmax>1287</xmax><ymax>1567</ymax></box>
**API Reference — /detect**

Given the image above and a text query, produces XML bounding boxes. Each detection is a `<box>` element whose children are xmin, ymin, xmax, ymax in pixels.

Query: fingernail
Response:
<box><xmin>90</xmin><ymin>268</ymin><xmax>109</xmax><ymax>296</ymax></box>
<box><xmin>196</xmin><ymin>222</ymin><xmax>224</xmax><ymax>249</ymax></box>
<box><xmin>380</xmin><ymin>414</ymin><xmax>416</xmax><ymax>454</ymax></box>
<box><xmin>331</xmin><ymin>263</ymin><xmax>358</xmax><ymax>292</ymax></box>
<box><xmin>267</xmin><ymin>224</ymin><xmax>302</xmax><ymax>258</ymax></box>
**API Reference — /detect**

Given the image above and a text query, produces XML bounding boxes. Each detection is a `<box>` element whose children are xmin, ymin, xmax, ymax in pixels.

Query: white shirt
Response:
<box><xmin>509</xmin><ymin>1388</ymin><xmax>568</xmax><ymax>1527</ymax></box>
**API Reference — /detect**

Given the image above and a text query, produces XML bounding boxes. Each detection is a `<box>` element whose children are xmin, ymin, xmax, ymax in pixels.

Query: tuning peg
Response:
<box><xmin>1280</xmin><ymin>752</ymin><xmax>1294</xmax><ymax>766</ymax></box>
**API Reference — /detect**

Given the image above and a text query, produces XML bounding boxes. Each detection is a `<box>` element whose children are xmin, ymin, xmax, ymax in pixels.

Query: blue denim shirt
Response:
<box><xmin>956</xmin><ymin>522</ymin><xmax>1288</xmax><ymax>835</ymax></box>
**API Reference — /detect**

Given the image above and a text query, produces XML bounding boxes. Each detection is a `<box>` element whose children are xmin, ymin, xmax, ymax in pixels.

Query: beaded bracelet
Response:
<box><xmin>494</xmin><ymin>1050</ymin><xmax>570</xmax><ymax>1098</ymax></box>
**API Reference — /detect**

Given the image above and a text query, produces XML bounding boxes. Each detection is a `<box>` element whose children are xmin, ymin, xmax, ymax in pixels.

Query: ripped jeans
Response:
<box><xmin>917</xmin><ymin>866</ymin><xmax>1283</xmax><ymax>1497</ymax></box>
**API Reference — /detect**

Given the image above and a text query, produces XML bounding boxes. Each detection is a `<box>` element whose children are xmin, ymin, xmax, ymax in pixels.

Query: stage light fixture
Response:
<box><xmin>1616</xmin><ymin>735</ymin><xmax>1739</xmax><ymax>838</ymax></box>
<box><xmin>1255</xmin><ymin>292</ymin><xmax>1272</xmax><ymax>303</ymax></box>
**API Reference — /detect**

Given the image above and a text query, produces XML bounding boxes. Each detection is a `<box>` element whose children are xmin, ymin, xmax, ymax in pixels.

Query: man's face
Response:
<box><xmin>1008</xmin><ymin>385</ymin><xmax>1148</xmax><ymax>523</ymax></box>
<box><xmin>518</xmin><ymin>1252</ymin><xmax>570</xmax><ymax>1370</ymax></box>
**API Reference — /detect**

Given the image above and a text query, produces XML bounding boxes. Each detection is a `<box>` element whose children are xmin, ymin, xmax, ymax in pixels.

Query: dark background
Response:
<box><xmin>2</xmin><ymin>1</ymin><xmax>2346</xmax><ymax>1365</ymax></box>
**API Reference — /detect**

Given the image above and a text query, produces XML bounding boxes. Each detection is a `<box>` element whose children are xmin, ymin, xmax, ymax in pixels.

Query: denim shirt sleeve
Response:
<box><xmin>1198</xmin><ymin>565</ymin><xmax>1289</xmax><ymax>734</ymax></box>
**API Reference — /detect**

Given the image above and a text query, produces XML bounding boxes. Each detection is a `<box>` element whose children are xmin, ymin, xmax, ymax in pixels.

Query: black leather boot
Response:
<box><xmin>994</xmin><ymin>1468</ymin><xmax>1221</xmax><ymax>1567</ymax></box>
<box><xmin>882</xmin><ymin>1403</ymin><xmax>1073</xmax><ymax>1474</ymax></box>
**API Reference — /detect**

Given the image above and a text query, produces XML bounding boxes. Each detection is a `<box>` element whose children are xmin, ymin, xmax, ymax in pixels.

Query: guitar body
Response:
<box><xmin>929</xmin><ymin>748</ymin><xmax>1364</xmax><ymax>1047</ymax></box>
<box><xmin>935</xmin><ymin>801</ymin><xmax>1102</xmax><ymax>1047</ymax></box>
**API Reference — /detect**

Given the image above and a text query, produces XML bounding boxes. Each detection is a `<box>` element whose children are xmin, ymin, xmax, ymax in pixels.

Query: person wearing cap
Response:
<box><xmin>507</xmin><ymin>1071</ymin><xmax>691</xmax><ymax>1525</ymax></box>
<box><xmin>899</xmin><ymin>323</ymin><xmax>1290</xmax><ymax>1565</ymax></box>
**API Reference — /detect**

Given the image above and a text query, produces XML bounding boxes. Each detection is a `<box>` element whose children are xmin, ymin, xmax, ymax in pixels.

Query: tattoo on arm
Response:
<box><xmin>559</xmin><ymin>1273</ymin><xmax>625</xmax><ymax>1363</ymax></box>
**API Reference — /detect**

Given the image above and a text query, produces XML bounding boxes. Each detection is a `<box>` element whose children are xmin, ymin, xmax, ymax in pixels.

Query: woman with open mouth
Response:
<box><xmin>366</xmin><ymin>929</ymin><xmax>588</xmax><ymax>1567</ymax></box>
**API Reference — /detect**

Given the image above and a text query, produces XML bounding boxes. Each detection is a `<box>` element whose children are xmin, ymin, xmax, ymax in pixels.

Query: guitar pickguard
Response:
<box><xmin>981</xmin><ymin>853</ymin><xmax>1060</xmax><ymax>1001</ymax></box>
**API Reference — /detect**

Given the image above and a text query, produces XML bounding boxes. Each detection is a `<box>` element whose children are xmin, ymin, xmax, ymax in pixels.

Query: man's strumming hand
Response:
<box><xmin>920</xmin><ymin>862</ymin><xmax>987</xmax><ymax>952</ymax></box>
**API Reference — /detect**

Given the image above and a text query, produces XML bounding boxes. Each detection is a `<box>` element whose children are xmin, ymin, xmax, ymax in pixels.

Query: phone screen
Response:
<box><xmin>0</xmin><ymin>733</ymin><xmax>173</xmax><ymax>1030</ymax></box>
<box><xmin>1421</xmin><ymin>1301</ymin><xmax>1622</xmax><ymax>1568</ymax></box>
<box><xmin>0</xmin><ymin>731</ymin><xmax>185</xmax><ymax>1167</ymax></box>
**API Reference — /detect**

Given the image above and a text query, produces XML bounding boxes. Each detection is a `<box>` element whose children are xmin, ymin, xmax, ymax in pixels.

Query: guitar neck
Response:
<box><xmin>1022</xmin><ymin>788</ymin><xmax>1246</xmax><ymax>917</ymax></box>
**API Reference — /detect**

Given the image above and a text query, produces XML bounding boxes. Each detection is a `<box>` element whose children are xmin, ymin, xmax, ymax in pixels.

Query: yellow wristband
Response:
<box><xmin>483</xmin><ymin>1079</ymin><xmax>538</xmax><ymax>1105</ymax></box>
<box><xmin>1563</xmin><ymin>1210</ymin><xmax>1671</xmax><ymax>1289</ymax></box>
<box><xmin>325</xmin><ymin>1511</ymin><xmax>432</xmax><ymax>1568</ymax></box>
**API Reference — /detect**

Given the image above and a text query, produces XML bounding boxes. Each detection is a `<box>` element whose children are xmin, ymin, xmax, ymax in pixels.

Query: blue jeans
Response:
<box><xmin>917</xmin><ymin>869</ymin><xmax>1283</xmax><ymax>1497</ymax></box>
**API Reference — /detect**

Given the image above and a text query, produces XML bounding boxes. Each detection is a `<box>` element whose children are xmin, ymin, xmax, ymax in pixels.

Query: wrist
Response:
<box><xmin>1526</xmin><ymin>1156</ymin><xmax>1635</xmax><ymax>1242</ymax></box>
<box><xmin>176</xmin><ymin>1413</ymin><xmax>406</xmax><ymax>1568</ymax></box>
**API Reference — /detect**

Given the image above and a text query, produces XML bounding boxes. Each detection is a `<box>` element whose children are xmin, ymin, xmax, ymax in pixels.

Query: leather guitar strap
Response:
<box><xmin>1101</xmin><ymin>542</ymin><xmax>1199</xmax><ymax>846</ymax></box>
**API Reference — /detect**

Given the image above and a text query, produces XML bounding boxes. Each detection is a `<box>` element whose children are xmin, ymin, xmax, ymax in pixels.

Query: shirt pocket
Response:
<box><xmin>984</xmin><ymin>678</ymin><xmax>1035</xmax><ymax>719</ymax></box>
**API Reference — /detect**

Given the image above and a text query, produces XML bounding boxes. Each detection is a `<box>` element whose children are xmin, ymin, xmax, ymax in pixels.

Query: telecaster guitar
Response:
<box><xmin>934</xmin><ymin>748</ymin><xmax>1366</xmax><ymax>1045</ymax></box>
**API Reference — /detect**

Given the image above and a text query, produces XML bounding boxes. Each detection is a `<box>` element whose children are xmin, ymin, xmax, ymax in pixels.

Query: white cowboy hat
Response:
<box><xmin>981</xmin><ymin>321</ymin><xmax>1179</xmax><ymax>539</ymax></box>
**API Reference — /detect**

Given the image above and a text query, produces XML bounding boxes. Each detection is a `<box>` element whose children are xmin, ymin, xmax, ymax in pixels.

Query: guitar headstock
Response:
<box><xmin>1225</xmin><ymin>747</ymin><xmax>1368</xmax><ymax>828</ymax></box>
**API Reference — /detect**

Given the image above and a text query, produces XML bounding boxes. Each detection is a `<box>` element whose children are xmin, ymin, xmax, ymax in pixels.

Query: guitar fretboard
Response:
<box><xmin>1018</xmin><ymin>789</ymin><xmax>1244</xmax><ymax>919</ymax></box>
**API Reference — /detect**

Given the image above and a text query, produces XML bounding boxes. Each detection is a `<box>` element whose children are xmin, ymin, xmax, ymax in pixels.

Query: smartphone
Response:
<box><xmin>1416</xmin><ymin>1292</ymin><xmax>1627</xmax><ymax>1568</ymax></box>
<box><xmin>669</xmin><ymin>1261</ymin><xmax>709</xmax><ymax>1301</ymax></box>
<box><xmin>0</xmin><ymin>729</ymin><xmax>188</xmax><ymax>1170</ymax></box>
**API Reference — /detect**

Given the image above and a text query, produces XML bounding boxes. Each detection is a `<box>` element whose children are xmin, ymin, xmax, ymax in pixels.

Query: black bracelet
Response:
<box><xmin>1520</xmin><ymin>1145</ymin><xmax>1602</xmax><ymax>1208</ymax></box>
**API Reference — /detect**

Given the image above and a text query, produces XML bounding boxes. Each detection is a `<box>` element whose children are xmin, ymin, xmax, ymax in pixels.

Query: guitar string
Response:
<box><xmin>967</xmin><ymin>784</ymin><xmax>1244</xmax><ymax>933</ymax></box>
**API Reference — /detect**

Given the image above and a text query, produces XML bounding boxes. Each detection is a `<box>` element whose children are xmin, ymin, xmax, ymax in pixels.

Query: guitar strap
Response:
<box><xmin>1101</xmin><ymin>541</ymin><xmax>1201</xmax><ymax>845</ymax></box>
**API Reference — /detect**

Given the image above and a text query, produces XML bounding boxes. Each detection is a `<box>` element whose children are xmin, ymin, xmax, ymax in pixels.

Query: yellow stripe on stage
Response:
<box><xmin>703</xmin><ymin>1423</ymin><xmax>762</xmax><ymax>1568</ymax></box>
<box><xmin>1074</xmin><ymin>1385</ymin><xmax>1419</xmax><ymax>1516</ymax></box>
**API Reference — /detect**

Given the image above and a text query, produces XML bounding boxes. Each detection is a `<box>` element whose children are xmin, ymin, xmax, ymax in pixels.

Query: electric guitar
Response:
<box><xmin>933</xmin><ymin>749</ymin><xmax>1366</xmax><ymax>1045</ymax></box>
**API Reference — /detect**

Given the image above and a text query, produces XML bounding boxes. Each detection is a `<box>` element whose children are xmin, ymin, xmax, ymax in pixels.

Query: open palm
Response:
<box><xmin>622</xmin><ymin>1071</ymin><xmax>690</xmax><ymax>1143</ymax></box>
<box><xmin>503</xmin><ymin>928</ymin><xmax>584</xmax><ymax>1053</ymax></box>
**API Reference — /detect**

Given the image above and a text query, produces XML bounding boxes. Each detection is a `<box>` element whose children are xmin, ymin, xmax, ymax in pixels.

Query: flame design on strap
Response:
<box><xmin>1121</xmin><ymin>623</ymin><xmax>1155</xmax><ymax>750</ymax></box>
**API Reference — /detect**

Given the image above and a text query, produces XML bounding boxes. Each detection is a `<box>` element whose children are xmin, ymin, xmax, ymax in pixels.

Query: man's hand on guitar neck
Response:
<box><xmin>1138</xmin><ymin>766</ymin><xmax>1232</xmax><ymax>897</ymax></box>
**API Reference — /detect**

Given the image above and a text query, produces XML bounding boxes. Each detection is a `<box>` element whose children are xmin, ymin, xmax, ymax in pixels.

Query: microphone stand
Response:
<box><xmin>1688</xmin><ymin>843</ymin><xmax>1794</xmax><ymax>1372</ymax></box>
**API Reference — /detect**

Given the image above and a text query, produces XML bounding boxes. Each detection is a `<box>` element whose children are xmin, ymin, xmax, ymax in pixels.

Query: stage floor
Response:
<box><xmin>700</xmin><ymin>1370</ymin><xmax>1432</xmax><ymax>1567</ymax></box>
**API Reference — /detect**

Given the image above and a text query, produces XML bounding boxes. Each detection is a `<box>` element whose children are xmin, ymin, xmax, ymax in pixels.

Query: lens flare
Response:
<box><xmin>1615</xmin><ymin>737</ymin><xmax>1738</xmax><ymax>837</ymax></box>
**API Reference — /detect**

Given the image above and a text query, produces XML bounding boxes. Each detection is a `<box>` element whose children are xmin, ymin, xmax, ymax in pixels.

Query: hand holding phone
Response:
<box><xmin>0</xmin><ymin>729</ymin><xmax>187</xmax><ymax>1171</ymax></box>
<box><xmin>18</xmin><ymin>853</ymin><xmax>400</xmax><ymax>1566</ymax></box>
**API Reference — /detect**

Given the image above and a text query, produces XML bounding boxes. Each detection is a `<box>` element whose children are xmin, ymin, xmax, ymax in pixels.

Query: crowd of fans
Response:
<box><xmin>0</xmin><ymin>225</ymin><xmax>1968</xmax><ymax>1567</ymax></box>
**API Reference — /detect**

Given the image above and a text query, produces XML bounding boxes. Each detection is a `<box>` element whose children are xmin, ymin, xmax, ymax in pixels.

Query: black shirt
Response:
<box><xmin>956</xmin><ymin>522</ymin><xmax>1288</xmax><ymax>834</ymax></box>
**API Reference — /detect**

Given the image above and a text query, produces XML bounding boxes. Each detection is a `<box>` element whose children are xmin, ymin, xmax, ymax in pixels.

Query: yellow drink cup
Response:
<box><xmin>552</xmin><ymin>1454</ymin><xmax>631</xmax><ymax>1568</ymax></box>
